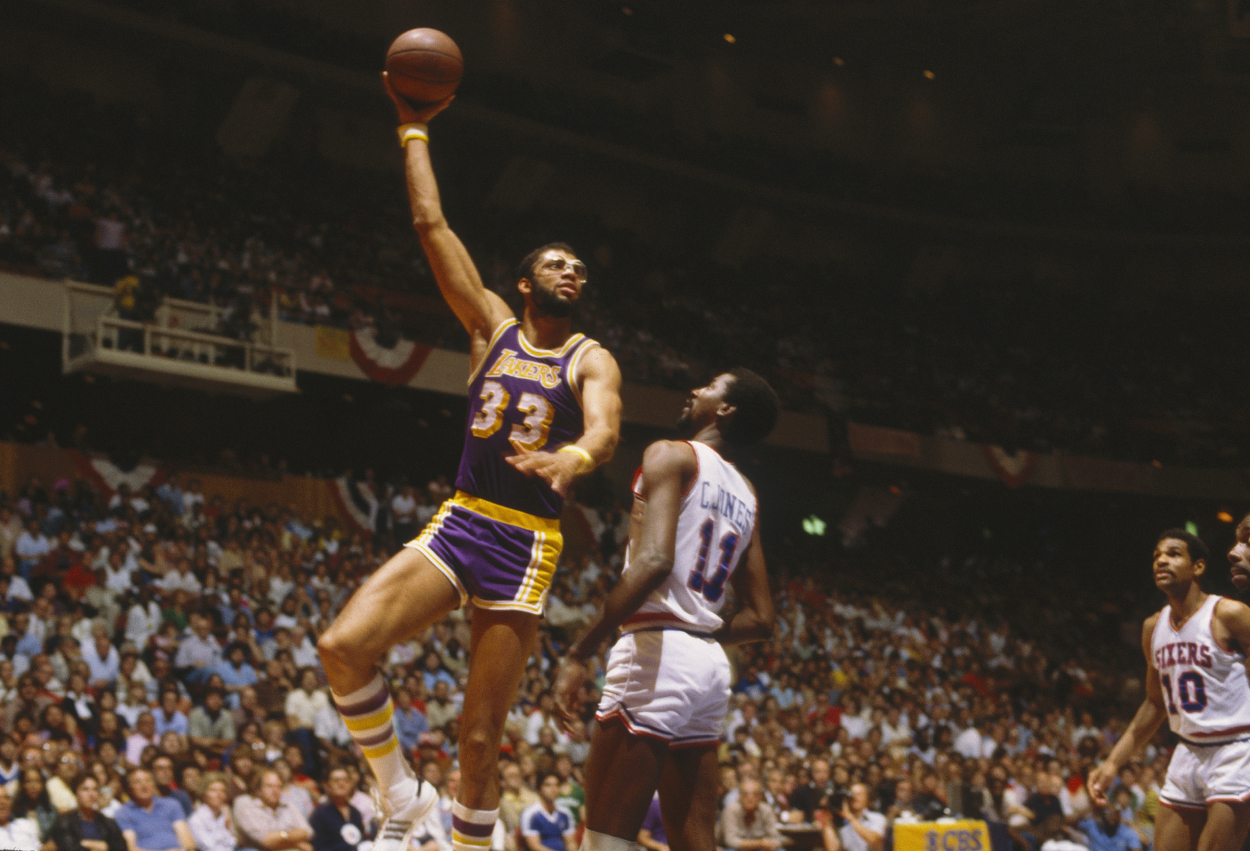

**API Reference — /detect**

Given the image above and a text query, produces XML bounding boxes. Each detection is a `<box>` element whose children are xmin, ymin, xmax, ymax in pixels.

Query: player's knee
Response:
<box><xmin>316</xmin><ymin>626</ymin><xmax>354</xmax><ymax>669</ymax></box>
<box><xmin>457</xmin><ymin>720</ymin><xmax>501</xmax><ymax>766</ymax></box>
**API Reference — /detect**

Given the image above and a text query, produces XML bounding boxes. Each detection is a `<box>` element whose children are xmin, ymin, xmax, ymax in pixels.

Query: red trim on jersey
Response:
<box><xmin>1185</xmin><ymin>723</ymin><xmax>1250</xmax><ymax>739</ymax></box>
<box><xmin>1160</xmin><ymin>799</ymin><xmax>1207</xmax><ymax>812</ymax></box>
<box><xmin>1209</xmin><ymin>791</ymin><xmax>1250</xmax><ymax>803</ymax></box>
<box><xmin>678</xmin><ymin>441</ymin><xmax>699</xmax><ymax>500</ymax></box>
<box><xmin>1166</xmin><ymin>596</ymin><xmax>1217</xmax><ymax>635</ymax></box>
<box><xmin>594</xmin><ymin>709</ymin><xmax>671</xmax><ymax>743</ymax></box>
<box><xmin>1210</xmin><ymin>596</ymin><xmax>1236</xmax><ymax>655</ymax></box>
<box><xmin>632</xmin><ymin>443</ymin><xmax>699</xmax><ymax>502</ymax></box>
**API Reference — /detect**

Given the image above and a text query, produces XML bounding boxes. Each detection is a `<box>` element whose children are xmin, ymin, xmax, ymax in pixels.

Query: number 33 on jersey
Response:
<box><xmin>458</xmin><ymin>319</ymin><xmax>601</xmax><ymax>520</ymax></box>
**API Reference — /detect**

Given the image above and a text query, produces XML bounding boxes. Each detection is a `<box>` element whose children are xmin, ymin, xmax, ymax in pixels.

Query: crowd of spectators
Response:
<box><xmin>3</xmin><ymin>73</ymin><xmax>1250</xmax><ymax>466</ymax></box>
<box><xmin>0</xmin><ymin>458</ymin><xmax>1176</xmax><ymax>851</ymax></box>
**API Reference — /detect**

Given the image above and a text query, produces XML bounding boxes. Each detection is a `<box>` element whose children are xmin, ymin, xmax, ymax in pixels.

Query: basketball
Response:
<box><xmin>385</xmin><ymin>28</ymin><xmax>463</xmax><ymax>104</ymax></box>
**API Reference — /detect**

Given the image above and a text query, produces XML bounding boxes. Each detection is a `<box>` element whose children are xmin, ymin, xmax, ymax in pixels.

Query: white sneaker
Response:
<box><xmin>374</xmin><ymin>778</ymin><xmax>438</xmax><ymax>851</ymax></box>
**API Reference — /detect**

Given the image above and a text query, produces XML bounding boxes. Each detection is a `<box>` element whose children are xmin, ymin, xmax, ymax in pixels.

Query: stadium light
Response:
<box><xmin>803</xmin><ymin>515</ymin><xmax>827</xmax><ymax>536</ymax></box>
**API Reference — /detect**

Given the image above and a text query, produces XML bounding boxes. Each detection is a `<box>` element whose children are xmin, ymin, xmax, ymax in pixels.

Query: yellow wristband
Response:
<box><xmin>559</xmin><ymin>445</ymin><xmax>594</xmax><ymax>474</ymax></box>
<box><xmin>397</xmin><ymin>122</ymin><xmax>429</xmax><ymax>147</ymax></box>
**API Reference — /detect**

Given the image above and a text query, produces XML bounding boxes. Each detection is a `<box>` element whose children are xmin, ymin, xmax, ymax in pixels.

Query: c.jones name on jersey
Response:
<box><xmin>699</xmin><ymin>482</ymin><xmax>754</xmax><ymax>534</ymax></box>
<box><xmin>1155</xmin><ymin>641</ymin><xmax>1214</xmax><ymax>670</ymax></box>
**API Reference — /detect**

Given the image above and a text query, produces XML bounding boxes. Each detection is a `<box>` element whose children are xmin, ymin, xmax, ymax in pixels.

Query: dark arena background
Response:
<box><xmin>2</xmin><ymin>0</ymin><xmax>1250</xmax><ymax>848</ymax></box>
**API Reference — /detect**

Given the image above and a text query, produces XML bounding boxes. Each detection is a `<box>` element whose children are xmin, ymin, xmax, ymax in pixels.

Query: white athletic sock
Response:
<box><xmin>451</xmin><ymin>802</ymin><xmax>498</xmax><ymax>851</ymax></box>
<box><xmin>581</xmin><ymin>829</ymin><xmax>636</xmax><ymax>851</ymax></box>
<box><xmin>331</xmin><ymin>673</ymin><xmax>411</xmax><ymax>794</ymax></box>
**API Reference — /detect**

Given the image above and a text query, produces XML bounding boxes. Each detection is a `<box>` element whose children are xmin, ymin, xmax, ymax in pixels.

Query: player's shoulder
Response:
<box><xmin>573</xmin><ymin>339</ymin><xmax>621</xmax><ymax>374</ymax></box>
<box><xmin>1142</xmin><ymin>610</ymin><xmax>1162</xmax><ymax>635</ymax></box>
<box><xmin>642</xmin><ymin>439</ymin><xmax>697</xmax><ymax>472</ymax></box>
<box><xmin>1214</xmin><ymin>595</ymin><xmax>1250</xmax><ymax>623</ymax></box>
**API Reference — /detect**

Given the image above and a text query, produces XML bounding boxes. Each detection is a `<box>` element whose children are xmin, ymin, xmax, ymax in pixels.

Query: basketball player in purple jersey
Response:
<box><xmin>1089</xmin><ymin>530</ymin><xmax>1250</xmax><ymax>851</ymax></box>
<box><xmin>317</xmin><ymin>84</ymin><xmax>622</xmax><ymax>851</ymax></box>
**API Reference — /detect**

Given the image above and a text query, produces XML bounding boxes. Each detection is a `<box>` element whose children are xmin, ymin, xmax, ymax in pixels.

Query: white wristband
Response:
<box><xmin>397</xmin><ymin>122</ymin><xmax>429</xmax><ymax>147</ymax></box>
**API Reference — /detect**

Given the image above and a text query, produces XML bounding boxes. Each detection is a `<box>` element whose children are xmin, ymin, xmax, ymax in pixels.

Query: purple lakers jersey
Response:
<box><xmin>455</xmin><ymin>319</ymin><xmax>599</xmax><ymax>519</ymax></box>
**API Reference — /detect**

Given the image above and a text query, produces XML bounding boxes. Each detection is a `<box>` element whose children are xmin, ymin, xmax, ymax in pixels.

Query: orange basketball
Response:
<box><xmin>385</xmin><ymin>28</ymin><xmax>463</xmax><ymax>104</ymax></box>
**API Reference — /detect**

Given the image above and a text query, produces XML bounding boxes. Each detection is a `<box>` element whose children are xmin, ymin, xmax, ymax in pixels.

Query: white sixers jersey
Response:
<box><xmin>1151</xmin><ymin>594</ymin><xmax>1250</xmax><ymax>743</ymax></box>
<box><xmin>622</xmin><ymin>441</ymin><xmax>757</xmax><ymax>635</ymax></box>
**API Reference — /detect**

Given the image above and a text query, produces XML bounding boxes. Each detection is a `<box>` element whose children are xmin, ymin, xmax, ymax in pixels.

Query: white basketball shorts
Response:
<box><xmin>595</xmin><ymin>627</ymin><xmax>731</xmax><ymax>748</ymax></box>
<box><xmin>1161</xmin><ymin>738</ymin><xmax>1250</xmax><ymax>809</ymax></box>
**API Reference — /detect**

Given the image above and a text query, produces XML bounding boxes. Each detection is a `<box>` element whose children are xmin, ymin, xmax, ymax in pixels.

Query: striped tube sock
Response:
<box><xmin>451</xmin><ymin>802</ymin><xmax>497</xmax><ymax>851</ymax></box>
<box><xmin>331</xmin><ymin>674</ymin><xmax>410</xmax><ymax>792</ymax></box>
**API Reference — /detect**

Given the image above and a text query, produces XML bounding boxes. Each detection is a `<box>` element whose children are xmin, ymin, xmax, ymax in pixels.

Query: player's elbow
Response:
<box><xmin>411</xmin><ymin>210</ymin><xmax>449</xmax><ymax>236</ymax></box>
<box><xmin>634</xmin><ymin>551</ymin><xmax>674</xmax><ymax>585</ymax></box>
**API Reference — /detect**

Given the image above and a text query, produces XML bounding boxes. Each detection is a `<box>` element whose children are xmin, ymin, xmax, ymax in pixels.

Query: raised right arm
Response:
<box><xmin>385</xmin><ymin>76</ymin><xmax>513</xmax><ymax>356</ymax></box>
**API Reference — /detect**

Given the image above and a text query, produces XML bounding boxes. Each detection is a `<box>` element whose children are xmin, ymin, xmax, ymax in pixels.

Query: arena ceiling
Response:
<box><xmin>20</xmin><ymin>0</ymin><xmax>1250</xmax><ymax>229</ymax></box>
<box><xmin>183</xmin><ymin>0</ymin><xmax>1250</xmax><ymax>189</ymax></box>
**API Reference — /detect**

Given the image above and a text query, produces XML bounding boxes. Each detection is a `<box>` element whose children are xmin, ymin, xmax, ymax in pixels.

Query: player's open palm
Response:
<box><xmin>506</xmin><ymin>449</ymin><xmax>581</xmax><ymax>497</ymax></box>
<box><xmin>381</xmin><ymin>72</ymin><xmax>454</xmax><ymax>125</ymax></box>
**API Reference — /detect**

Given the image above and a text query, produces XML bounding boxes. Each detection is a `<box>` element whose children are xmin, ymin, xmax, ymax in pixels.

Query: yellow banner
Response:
<box><xmin>894</xmin><ymin>821</ymin><xmax>989</xmax><ymax>851</ymax></box>
<box><xmin>315</xmin><ymin>325</ymin><xmax>350</xmax><ymax>360</ymax></box>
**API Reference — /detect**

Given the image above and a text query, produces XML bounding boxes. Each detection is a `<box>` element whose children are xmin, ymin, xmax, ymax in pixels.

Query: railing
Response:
<box><xmin>90</xmin><ymin>315</ymin><xmax>294</xmax><ymax>377</ymax></box>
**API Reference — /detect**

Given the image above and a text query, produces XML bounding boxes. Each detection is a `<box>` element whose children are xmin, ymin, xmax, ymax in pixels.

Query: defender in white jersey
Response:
<box><xmin>1089</xmin><ymin>529</ymin><xmax>1250</xmax><ymax>851</ymax></box>
<box><xmin>553</xmin><ymin>369</ymin><xmax>779</xmax><ymax>851</ymax></box>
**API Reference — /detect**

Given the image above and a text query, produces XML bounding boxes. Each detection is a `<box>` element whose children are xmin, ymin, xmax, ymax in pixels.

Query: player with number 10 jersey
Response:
<box><xmin>1088</xmin><ymin>529</ymin><xmax>1250</xmax><ymax>851</ymax></box>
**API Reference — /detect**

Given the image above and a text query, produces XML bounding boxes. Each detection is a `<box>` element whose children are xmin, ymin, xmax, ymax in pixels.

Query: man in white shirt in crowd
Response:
<box><xmin>159</xmin><ymin>560</ymin><xmax>202</xmax><ymax>599</ymax></box>
<box><xmin>721</xmin><ymin>779</ymin><xmax>783</xmax><ymax>851</ymax></box>
<box><xmin>82</xmin><ymin>621</ymin><xmax>121</xmax><ymax>690</ymax></box>
<box><xmin>953</xmin><ymin>710</ymin><xmax>985</xmax><ymax>760</ymax></box>
<box><xmin>390</xmin><ymin>486</ymin><xmax>418</xmax><ymax>545</ymax></box>
<box><xmin>1</xmin><ymin>557</ymin><xmax>34</xmax><ymax>603</ymax></box>
<box><xmin>0</xmin><ymin>786</ymin><xmax>40</xmax><ymax>851</ymax></box>
<box><xmin>174</xmin><ymin>613</ymin><xmax>222</xmax><ymax>686</ymax></box>
<box><xmin>838</xmin><ymin>783</ymin><xmax>887</xmax><ymax>851</ymax></box>
<box><xmin>188</xmin><ymin>778</ymin><xmax>236</xmax><ymax>851</ymax></box>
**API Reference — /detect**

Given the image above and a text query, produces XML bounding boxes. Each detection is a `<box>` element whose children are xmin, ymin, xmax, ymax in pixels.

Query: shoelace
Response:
<box><xmin>378</xmin><ymin>780</ymin><xmax>425</xmax><ymax>841</ymax></box>
<box><xmin>380</xmin><ymin>819</ymin><xmax>412</xmax><ymax>841</ymax></box>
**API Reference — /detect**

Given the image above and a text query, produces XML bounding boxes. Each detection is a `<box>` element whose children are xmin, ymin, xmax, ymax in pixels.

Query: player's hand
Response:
<box><xmin>506</xmin><ymin>449</ymin><xmax>583</xmax><ymax>498</ymax></box>
<box><xmin>551</xmin><ymin>657</ymin><xmax>586</xmax><ymax>734</ymax></box>
<box><xmin>381</xmin><ymin>72</ymin><xmax>455</xmax><ymax>125</ymax></box>
<box><xmin>1086</xmin><ymin>762</ymin><xmax>1115</xmax><ymax>807</ymax></box>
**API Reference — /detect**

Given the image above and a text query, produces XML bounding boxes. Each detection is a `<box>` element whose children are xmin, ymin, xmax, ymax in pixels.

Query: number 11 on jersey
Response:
<box><xmin>687</xmin><ymin>518</ymin><xmax>738</xmax><ymax>603</ymax></box>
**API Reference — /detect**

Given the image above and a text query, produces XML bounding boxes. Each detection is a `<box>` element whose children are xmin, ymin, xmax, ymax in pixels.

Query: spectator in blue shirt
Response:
<box><xmin>391</xmin><ymin>686</ymin><xmax>428</xmax><ymax>755</ymax></box>
<box><xmin>419</xmin><ymin>652</ymin><xmax>457</xmax><ymax>693</ymax></box>
<box><xmin>520</xmin><ymin>773</ymin><xmax>576</xmax><ymax>851</ymax></box>
<box><xmin>1077</xmin><ymin>804</ymin><xmax>1141</xmax><ymax>851</ymax></box>
<box><xmin>216</xmin><ymin>643</ymin><xmax>258</xmax><ymax>709</ymax></box>
<box><xmin>152</xmin><ymin>689</ymin><xmax>189</xmax><ymax>739</ymax></box>
<box><xmin>114</xmin><ymin>768</ymin><xmax>194</xmax><ymax>851</ymax></box>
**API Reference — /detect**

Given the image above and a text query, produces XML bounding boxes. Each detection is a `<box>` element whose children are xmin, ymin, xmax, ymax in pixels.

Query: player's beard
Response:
<box><xmin>676</xmin><ymin>405</ymin><xmax>696</xmax><ymax>437</ymax></box>
<box><xmin>530</xmin><ymin>282</ymin><xmax>576</xmax><ymax>318</ymax></box>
